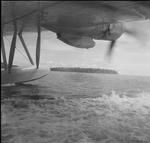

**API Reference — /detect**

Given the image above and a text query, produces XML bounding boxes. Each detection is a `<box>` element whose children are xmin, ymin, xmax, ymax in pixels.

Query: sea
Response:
<box><xmin>1</xmin><ymin>72</ymin><xmax>150</xmax><ymax>143</ymax></box>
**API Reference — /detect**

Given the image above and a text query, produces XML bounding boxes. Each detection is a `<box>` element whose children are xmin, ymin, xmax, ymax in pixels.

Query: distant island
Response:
<box><xmin>50</xmin><ymin>67</ymin><xmax>118</xmax><ymax>74</ymax></box>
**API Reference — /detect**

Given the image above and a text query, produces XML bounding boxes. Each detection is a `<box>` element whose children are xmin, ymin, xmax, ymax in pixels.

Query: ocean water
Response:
<box><xmin>1</xmin><ymin>72</ymin><xmax>150</xmax><ymax>143</ymax></box>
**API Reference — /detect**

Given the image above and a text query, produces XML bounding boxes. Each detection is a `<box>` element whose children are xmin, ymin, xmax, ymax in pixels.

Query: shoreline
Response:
<box><xmin>50</xmin><ymin>67</ymin><xmax>118</xmax><ymax>74</ymax></box>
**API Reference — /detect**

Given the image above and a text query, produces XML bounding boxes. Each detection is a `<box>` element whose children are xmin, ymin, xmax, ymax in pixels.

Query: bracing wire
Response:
<box><xmin>4</xmin><ymin>36</ymin><xmax>30</xmax><ymax>63</ymax></box>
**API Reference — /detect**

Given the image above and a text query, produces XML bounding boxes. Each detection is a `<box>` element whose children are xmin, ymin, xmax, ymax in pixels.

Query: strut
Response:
<box><xmin>18</xmin><ymin>24</ymin><xmax>34</xmax><ymax>65</ymax></box>
<box><xmin>8</xmin><ymin>19</ymin><xmax>17</xmax><ymax>73</ymax></box>
<box><xmin>1</xmin><ymin>26</ymin><xmax>7</xmax><ymax>71</ymax></box>
<box><xmin>36</xmin><ymin>2</ymin><xmax>41</xmax><ymax>69</ymax></box>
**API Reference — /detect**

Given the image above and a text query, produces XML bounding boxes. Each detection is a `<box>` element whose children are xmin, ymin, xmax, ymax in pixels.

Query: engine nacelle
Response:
<box><xmin>57</xmin><ymin>33</ymin><xmax>95</xmax><ymax>49</ymax></box>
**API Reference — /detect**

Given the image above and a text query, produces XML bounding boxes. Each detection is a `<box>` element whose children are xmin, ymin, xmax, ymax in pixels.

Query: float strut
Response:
<box><xmin>18</xmin><ymin>28</ymin><xmax>34</xmax><ymax>65</ymax></box>
<box><xmin>1</xmin><ymin>27</ymin><xmax>7</xmax><ymax>70</ymax></box>
<box><xmin>8</xmin><ymin>20</ymin><xmax>17</xmax><ymax>73</ymax></box>
<box><xmin>36</xmin><ymin>3</ymin><xmax>41</xmax><ymax>69</ymax></box>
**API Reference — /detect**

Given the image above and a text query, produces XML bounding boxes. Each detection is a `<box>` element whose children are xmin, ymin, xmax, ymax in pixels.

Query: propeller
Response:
<box><xmin>105</xmin><ymin>40</ymin><xmax>116</xmax><ymax>61</ymax></box>
<box><xmin>105</xmin><ymin>20</ymin><xmax>150</xmax><ymax>61</ymax></box>
<box><xmin>124</xmin><ymin>20</ymin><xmax>150</xmax><ymax>45</ymax></box>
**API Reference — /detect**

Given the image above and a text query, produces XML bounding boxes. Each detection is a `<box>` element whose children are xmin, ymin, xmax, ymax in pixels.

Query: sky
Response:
<box><xmin>2</xmin><ymin>20</ymin><xmax>150</xmax><ymax>76</ymax></box>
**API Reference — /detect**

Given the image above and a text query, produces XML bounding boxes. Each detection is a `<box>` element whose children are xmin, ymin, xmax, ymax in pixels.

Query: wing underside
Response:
<box><xmin>2</xmin><ymin>1</ymin><xmax>150</xmax><ymax>35</ymax></box>
<box><xmin>1</xmin><ymin>1</ymin><xmax>150</xmax><ymax>69</ymax></box>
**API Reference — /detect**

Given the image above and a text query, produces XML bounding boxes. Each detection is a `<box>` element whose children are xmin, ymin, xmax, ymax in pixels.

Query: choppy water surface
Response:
<box><xmin>1</xmin><ymin>72</ymin><xmax>150</xmax><ymax>143</ymax></box>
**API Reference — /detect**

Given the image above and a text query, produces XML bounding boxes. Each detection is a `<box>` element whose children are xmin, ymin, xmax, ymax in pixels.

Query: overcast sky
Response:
<box><xmin>3</xmin><ymin>20</ymin><xmax>150</xmax><ymax>76</ymax></box>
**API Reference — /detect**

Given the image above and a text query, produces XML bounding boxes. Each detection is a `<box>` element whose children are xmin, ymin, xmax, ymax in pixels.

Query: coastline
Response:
<box><xmin>50</xmin><ymin>67</ymin><xmax>118</xmax><ymax>74</ymax></box>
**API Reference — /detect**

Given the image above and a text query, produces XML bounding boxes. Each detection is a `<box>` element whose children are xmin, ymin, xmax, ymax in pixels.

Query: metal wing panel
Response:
<box><xmin>2</xmin><ymin>1</ymin><xmax>150</xmax><ymax>35</ymax></box>
<box><xmin>72</xmin><ymin>1</ymin><xmax>150</xmax><ymax>21</ymax></box>
<box><xmin>2</xmin><ymin>1</ymin><xmax>62</xmax><ymax>35</ymax></box>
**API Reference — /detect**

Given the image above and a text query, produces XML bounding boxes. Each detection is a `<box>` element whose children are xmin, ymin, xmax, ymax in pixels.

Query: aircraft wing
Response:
<box><xmin>2</xmin><ymin>1</ymin><xmax>150</xmax><ymax>70</ymax></box>
<box><xmin>2</xmin><ymin>1</ymin><xmax>63</xmax><ymax>34</ymax></box>
<box><xmin>2</xmin><ymin>1</ymin><xmax>150</xmax><ymax>35</ymax></box>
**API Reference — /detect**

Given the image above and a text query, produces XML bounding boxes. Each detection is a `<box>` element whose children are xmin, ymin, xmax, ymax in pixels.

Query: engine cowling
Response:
<box><xmin>57</xmin><ymin>33</ymin><xmax>95</xmax><ymax>49</ymax></box>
